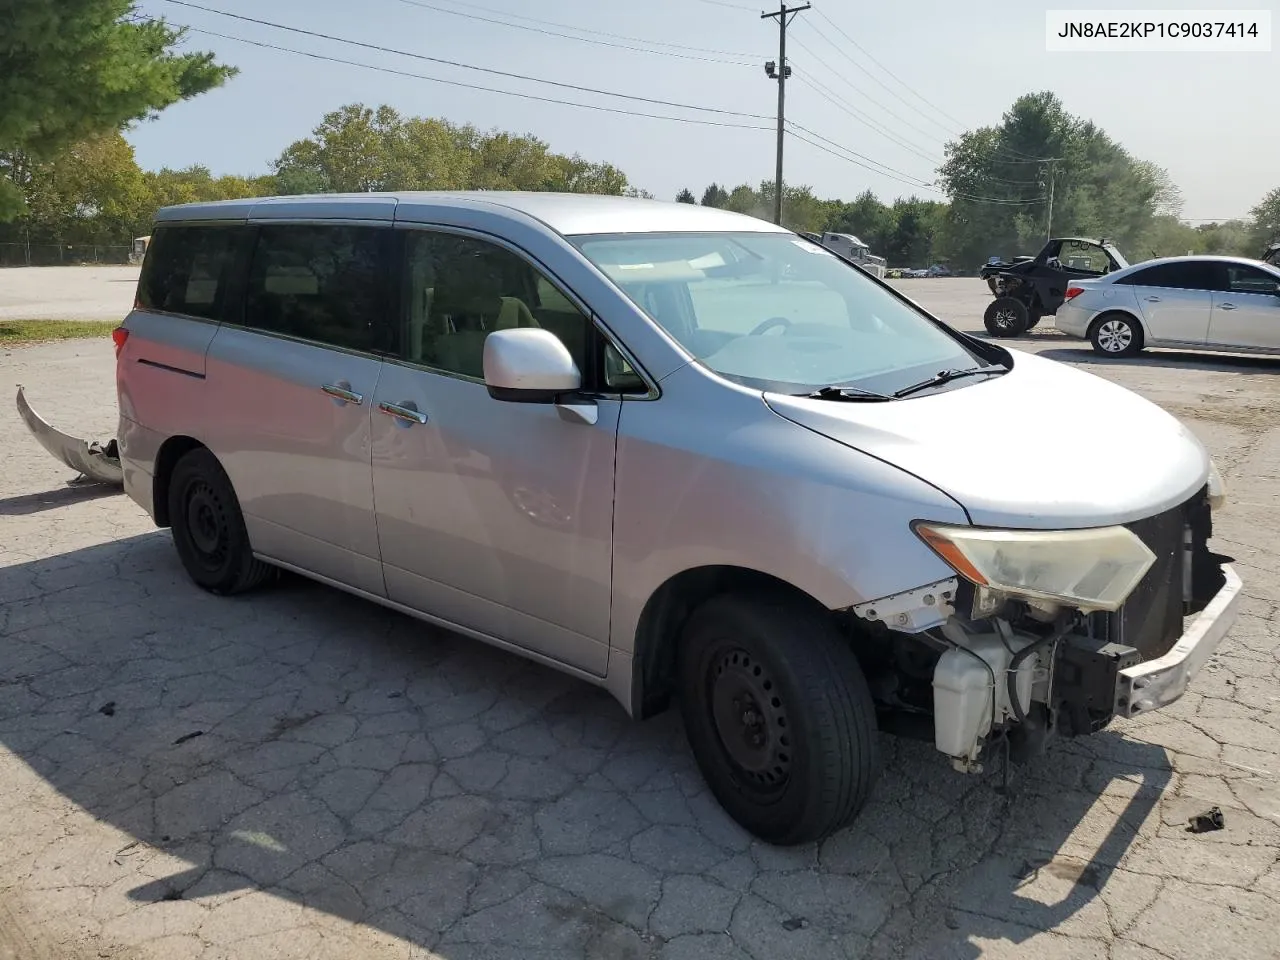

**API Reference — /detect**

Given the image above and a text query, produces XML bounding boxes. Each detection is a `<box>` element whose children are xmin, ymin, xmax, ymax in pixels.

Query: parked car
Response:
<box><xmin>111</xmin><ymin>192</ymin><xmax>1239</xmax><ymax>846</ymax></box>
<box><xmin>1055</xmin><ymin>255</ymin><xmax>1280</xmax><ymax>357</ymax></box>
<box><xmin>902</xmin><ymin>267</ymin><xmax>929</xmax><ymax>278</ymax></box>
<box><xmin>926</xmin><ymin>264</ymin><xmax>952</xmax><ymax>278</ymax></box>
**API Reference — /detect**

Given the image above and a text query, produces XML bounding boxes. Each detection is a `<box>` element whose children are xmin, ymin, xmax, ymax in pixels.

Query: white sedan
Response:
<box><xmin>1055</xmin><ymin>255</ymin><xmax>1280</xmax><ymax>357</ymax></box>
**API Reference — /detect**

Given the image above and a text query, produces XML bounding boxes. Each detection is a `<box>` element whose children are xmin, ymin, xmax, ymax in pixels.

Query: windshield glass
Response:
<box><xmin>571</xmin><ymin>231</ymin><xmax>984</xmax><ymax>394</ymax></box>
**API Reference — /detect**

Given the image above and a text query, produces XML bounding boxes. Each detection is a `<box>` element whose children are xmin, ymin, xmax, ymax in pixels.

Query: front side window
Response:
<box><xmin>1226</xmin><ymin>263</ymin><xmax>1280</xmax><ymax>295</ymax></box>
<box><xmin>137</xmin><ymin>224</ymin><xmax>242</xmax><ymax>320</ymax></box>
<box><xmin>1116</xmin><ymin>261</ymin><xmax>1219</xmax><ymax>292</ymax></box>
<box><xmin>571</xmin><ymin>231</ymin><xmax>984</xmax><ymax>395</ymax></box>
<box><xmin>401</xmin><ymin>231</ymin><xmax>592</xmax><ymax>380</ymax></box>
<box><xmin>242</xmin><ymin>224</ymin><xmax>389</xmax><ymax>352</ymax></box>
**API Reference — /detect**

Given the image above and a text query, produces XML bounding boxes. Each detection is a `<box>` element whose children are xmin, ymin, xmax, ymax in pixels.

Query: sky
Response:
<box><xmin>127</xmin><ymin>0</ymin><xmax>1276</xmax><ymax>222</ymax></box>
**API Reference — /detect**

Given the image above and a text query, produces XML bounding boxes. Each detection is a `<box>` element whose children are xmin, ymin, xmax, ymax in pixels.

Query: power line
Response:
<box><xmin>787</xmin><ymin>123</ymin><xmax>1048</xmax><ymax>204</ymax></box>
<box><xmin>790</xmin><ymin>26</ymin><xmax>1051</xmax><ymax>165</ymax></box>
<box><xmin>179</xmin><ymin>26</ymin><xmax>776</xmax><ymax>132</ymax></box>
<box><xmin>693</xmin><ymin>0</ymin><xmax>760</xmax><ymax>11</ymax></box>
<box><xmin>792</xmin><ymin>71</ymin><xmax>944</xmax><ymax>166</ymax></box>
<box><xmin>389</xmin><ymin>0</ymin><xmax>759</xmax><ymax>65</ymax></box>
<box><xmin>810</xmin><ymin>7</ymin><xmax>967</xmax><ymax>135</ymax></box>
<box><xmin>160</xmin><ymin>0</ymin><xmax>771</xmax><ymax>120</ymax></box>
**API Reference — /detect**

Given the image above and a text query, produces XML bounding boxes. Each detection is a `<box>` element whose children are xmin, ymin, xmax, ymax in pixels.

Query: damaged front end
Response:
<box><xmin>848</xmin><ymin>483</ymin><xmax>1240</xmax><ymax>774</ymax></box>
<box><xmin>15</xmin><ymin>385</ymin><xmax>124</xmax><ymax>487</ymax></box>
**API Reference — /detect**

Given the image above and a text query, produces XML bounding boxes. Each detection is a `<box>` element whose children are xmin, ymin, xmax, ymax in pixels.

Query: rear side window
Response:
<box><xmin>137</xmin><ymin>225</ymin><xmax>241</xmax><ymax>320</ymax></box>
<box><xmin>242</xmin><ymin>224</ymin><xmax>390</xmax><ymax>353</ymax></box>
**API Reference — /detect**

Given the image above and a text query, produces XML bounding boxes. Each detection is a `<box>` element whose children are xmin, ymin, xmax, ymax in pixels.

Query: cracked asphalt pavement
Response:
<box><xmin>2</xmin><ymin>281</ymin><xmax>1279</xmax><ymax>959</ymax></box>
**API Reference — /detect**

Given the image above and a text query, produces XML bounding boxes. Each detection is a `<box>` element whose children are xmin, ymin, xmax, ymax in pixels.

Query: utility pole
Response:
<box><xmin>762</xmin><ymin>3</ymin><xmax>810</xmax><ymax>226</ymax></box>
<box><xmin>1043</xmin><ymin>158</ymin><xmax>1061</xmax><ymax>241</ymax></box>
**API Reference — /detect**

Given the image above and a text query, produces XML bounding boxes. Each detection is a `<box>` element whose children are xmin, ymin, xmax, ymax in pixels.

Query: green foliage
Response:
<box><xmin>1</xmin><ymin>0</ymin><xmax>235</xmax><ymax>219</ymax></box>
<box><xmin>272</xmin><ymin>104</ymin><xmax>631</xmax><ymax>196</ymax></box>
<box><xmin>676</xmin><ymin>188</ymin><xmax>696</xmax><ymax>204</ymax></box>
<box><xmin>700</xmin><ymin>183</ymin><xmax>730</xmax><ymax>208</ymax></box>
<box><xmin>936</xmin><ymin>92</ymin><xmax>1181</xmax><ymax>268</ymax></box>
<box><xmin>1249</xmin><ymin>187</ymin><xmax>1280</xmax><ymax>250</ymax></box>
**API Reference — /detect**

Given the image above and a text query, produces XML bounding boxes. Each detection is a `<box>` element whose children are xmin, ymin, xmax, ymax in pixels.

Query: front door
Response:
<box><xmin>370</xmin><ymin>228</ymin><xmax>619</xmax><ymax>675</ymax></box>
<box><xmin>203</xmin><ymin>222</ymin><xmax>393</xmax><ymax>597</ymax></box>
<box><xmin>1208</xmin><ymin>262</ymin><xmax>1280</xmax><ymax>350</ymax></box>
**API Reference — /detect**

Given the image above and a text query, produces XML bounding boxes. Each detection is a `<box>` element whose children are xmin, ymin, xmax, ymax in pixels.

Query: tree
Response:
<box><xmin>936</xmin><ymin>92</ymin><xmax>1175</xmax><ymax>268</ymax></box>
<box><xmin>1249</xmin><ymin>187</ymin><xmax>1280</xmax><ymax>249</ymax></box>
<box><xmin>701</xmin><ymin>183</ymin><xmax>729</xmax><ymax>208</ymax></box>
<box><xmin>676</xmin><ymin>188</ymin><xmax>696</xmax><ymax>204</ymax></box>
<box><xmin>1</xmin><ymin>1</ymin><xmax>236</xmax><ymax>219</ymax></box>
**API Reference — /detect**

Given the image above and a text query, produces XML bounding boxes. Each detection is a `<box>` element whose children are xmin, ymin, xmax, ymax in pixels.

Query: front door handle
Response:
<box><xmin>322</xmin><ymin>381</ymin><xmax>363</xmax><ymax>405</ymax></box>
<box><xmin>1219</xmin><ymin>302</ymin><xmax>1237</xmax><ymax>310</ymax></box>
<box><xmin>378</xmin><ymin>400</ymin><xmax>428</xmax><ymax>425</ymax></box>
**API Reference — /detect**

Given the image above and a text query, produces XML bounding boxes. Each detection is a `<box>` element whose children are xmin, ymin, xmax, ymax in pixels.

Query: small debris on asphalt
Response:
<box><xmin>1187</xmin><ymin>806</ymin><xmax>1226</xmax><ymax>833</ymax></box>
<box><xmin>98</xmin><ymin>701</ymin><xmax>116</xmax><ymax>716</ymax></box>
<box><xmin>781</xmin><ymin>917</ymin><xmax>807</xmax><ymax>931</ymax></box>
<box><xmin>388</xmin><ymin>691</ymin><xmax>404</xmax><ymax>698</ymax></box>
<box><xmin>172</xmin><ymin>730</ymin><xmax>204</xmax><ymax>745</ymax></box>
<box><xmin>945</xmin><ymin>912</ymin><xmax>961</xmax><ymax>930</ymax></box>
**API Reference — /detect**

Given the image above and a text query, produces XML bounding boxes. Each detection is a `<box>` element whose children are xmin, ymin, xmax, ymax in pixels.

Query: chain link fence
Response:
<box><xmin>0</xmin><ymin>242</ymin><xmax>136</xmax><ymax>267</ymax></box>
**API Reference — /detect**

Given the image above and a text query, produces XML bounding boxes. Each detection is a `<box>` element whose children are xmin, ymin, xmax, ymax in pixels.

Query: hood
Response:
<box><xmin>763</xmin><ymin>350</ymin><xmax>1209</xmax><ymax>529</ymax></box>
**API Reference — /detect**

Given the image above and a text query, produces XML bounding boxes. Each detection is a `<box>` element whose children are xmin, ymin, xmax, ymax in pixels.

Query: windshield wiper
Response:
<box><xmin>802</xmin><ymin>385</ymin><xmax>897</xmax><ymax>402</ymax></box>
<box><xmin>892</xmin><ymin>365</ymin><xmax>1007</xmax><ymax>399</ymax></box>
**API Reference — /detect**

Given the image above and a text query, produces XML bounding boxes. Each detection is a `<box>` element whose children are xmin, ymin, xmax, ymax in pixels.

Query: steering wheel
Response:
<box><xmin>749</xmin><ymin>316</ymin><xmax>792</xmax><ymax>336</ymax></box>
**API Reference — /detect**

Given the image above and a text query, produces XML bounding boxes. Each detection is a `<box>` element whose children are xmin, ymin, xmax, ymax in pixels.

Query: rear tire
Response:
<box><xmin>1088</xmin><ymin>312</ymin><xmax>1143</xmax><ymax>357</ymax></box>
<box><xmin>677</xmin><ymin>592</ymin><xmax>879</xmax><ymax>845</ymax></box>
<box><xmin>984</xmin><ymin>297</ymin><xmax>1029</xmax><ymax>337</ymax></box>
<box><xmin>168</xmin><ymin>448</ymin><xmax>274</xmax><ymax>595</ymax></box>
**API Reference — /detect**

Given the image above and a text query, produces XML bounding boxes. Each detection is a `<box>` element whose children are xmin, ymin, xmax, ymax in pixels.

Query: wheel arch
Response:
<box><xmin>1087</xmin><ymin>309</ymin><xmax>1146</xmax><ymax>348</ymax></box>
<box><xmin>629</xmin><ymin>564</ymin><xmax>833</xmax><ymax>721</ymax></box>
<box><xmin>152</xmin><ymin>435</ymin><xmax>211</xmax><ymax>527</ymax></box>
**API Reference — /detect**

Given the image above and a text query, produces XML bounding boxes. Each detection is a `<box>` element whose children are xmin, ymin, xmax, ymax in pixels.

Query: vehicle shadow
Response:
<box><xmin>0</xmin><ymin>482</ymin><xmax>122</xmax><ymax>517</ymax></box>
<box><xmin>0</xmin><ymin>532</ymin><xmax>1172</xmax><ymax>957</ymax></box>
<box><xmin>1037</xmin><ymin>346</ymin><xmax>1280</xmax><ymax>373</ymax></box>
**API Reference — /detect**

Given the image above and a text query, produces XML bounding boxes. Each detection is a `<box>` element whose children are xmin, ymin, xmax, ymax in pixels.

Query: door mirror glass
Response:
<box><xmin>483</xmin><ymin>328</ymin><xmax>582</xmax><ymax>403</ymax></box>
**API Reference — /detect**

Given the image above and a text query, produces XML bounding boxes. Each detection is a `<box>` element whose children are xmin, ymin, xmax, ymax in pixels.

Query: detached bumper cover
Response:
<box><xmin>15</xmin><ymin>385</ymin><xmax>123</xmax><ymax>486</ymax></box>
<box><xmin>1119</xmin><ymin>564</ymin><xmax>1241</xmax><ymax>716</ymax></box>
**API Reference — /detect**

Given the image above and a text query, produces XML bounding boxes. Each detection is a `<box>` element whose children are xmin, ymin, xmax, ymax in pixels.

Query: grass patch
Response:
<box><xmin>0</xmin><ymin>319</ymin><xmax>119</xmax><ymax>346</ymax></box>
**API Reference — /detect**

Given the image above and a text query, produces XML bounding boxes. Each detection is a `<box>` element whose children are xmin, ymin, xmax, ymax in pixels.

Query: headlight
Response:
<box><xmin>1207</xmin><ymin>458</ymin><xmax>1227</xmax><ymax>511</ymax></box>
<box><xmin>913</xmin><ymin>522</ymin><xmax>1156</xmax><ymax>612</ymax></box>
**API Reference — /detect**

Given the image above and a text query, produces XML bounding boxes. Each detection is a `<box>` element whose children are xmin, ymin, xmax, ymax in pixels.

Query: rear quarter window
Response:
<box><xmin>137</xmin><ymin>225</ymin><xmax>243</xmax><ymax>320</ymax></box>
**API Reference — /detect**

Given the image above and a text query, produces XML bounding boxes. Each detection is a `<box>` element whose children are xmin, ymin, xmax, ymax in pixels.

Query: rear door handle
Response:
<box><xmin>1219</xmin><ymin>303</ymin><xmax>1237</xmax><ymax>310</ymax></box>
<box><xmin>322</xmin><ymin>381</ymin><xmax>363</xmax><ymax>405</ymax></box>
<box><xmin>378</xmin><ymin>400</ymin><xmax>428</xmax><ymax>425</ymax></box>
<box><xmin>1144</xmin><ymin>296</ymin><xmax>1161</xmax><ymax>303</ymax></box>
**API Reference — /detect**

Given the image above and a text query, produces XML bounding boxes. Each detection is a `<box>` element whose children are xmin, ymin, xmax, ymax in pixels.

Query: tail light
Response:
<box><xmin>1064</xmin><ymin>286</ymin><xmax>1085</xmax><ymax>302</ymax></box>
<box><xmin>112</xmin><ymin>327</ymin><xmax>129</xmax><ymax>356</ymax></box>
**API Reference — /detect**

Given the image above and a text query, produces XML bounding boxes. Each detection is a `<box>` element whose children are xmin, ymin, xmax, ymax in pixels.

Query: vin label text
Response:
<box><xmin>1046</xmin><ymin>9</ymin><xmax>1271</xmax><ymax>51</ymax></box>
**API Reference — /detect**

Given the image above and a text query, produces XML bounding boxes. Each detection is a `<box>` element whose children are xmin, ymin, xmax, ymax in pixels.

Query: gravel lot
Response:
<box><xmin>2</xmin><ymin>273</ymin><xmax>1280</xmax><ymax>960</ymax></box>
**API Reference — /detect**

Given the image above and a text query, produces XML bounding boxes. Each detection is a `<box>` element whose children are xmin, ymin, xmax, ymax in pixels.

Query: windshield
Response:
<box><xmin>571</xmin><ymin>231</ymin><xmax>984</xmax><ymax>395</ymax></box>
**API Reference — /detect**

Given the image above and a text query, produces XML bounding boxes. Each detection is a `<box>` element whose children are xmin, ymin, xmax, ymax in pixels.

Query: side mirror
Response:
<box><xmin>483</xmin><ymin>328</ymin><xmax>581</xmax><ymax>403</ymax></box>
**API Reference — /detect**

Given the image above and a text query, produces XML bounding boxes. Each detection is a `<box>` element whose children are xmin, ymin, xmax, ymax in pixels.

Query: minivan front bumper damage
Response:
<box><xmin>1118</xmin><ymin>563</ymin><xmax>1241</xmax><ymax>716</ymax></box>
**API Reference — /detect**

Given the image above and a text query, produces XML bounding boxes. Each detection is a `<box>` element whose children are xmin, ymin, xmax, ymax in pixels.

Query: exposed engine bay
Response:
<box><xmin>849</xmin><ymin>485</ymin><xmax>1234</xmax><ymax>773</ymax></box>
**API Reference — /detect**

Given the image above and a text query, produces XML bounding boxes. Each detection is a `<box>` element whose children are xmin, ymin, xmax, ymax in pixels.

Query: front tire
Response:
<box><xmin>168</xmin><ymin>447</ymin><xmax>274</xmax><ymax>595</ymax></box>
<box><xmin>678</xmin><ymin>593</ymin><xmax>879</xmax><ymax>845</ymax></box>
<box><xmin>984</xmin><ymin>297</ymin><xmax>1029</xmax><ymax>337</ymax></box>
<box><xmin>1089</xmin><ymin>312</ymin><xmax>1143</xmax><ymax>357</ymax></box>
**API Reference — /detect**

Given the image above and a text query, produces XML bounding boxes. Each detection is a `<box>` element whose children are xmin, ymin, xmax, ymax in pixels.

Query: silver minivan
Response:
<box><xmin>114</xmin><ymin>192</ymin><xmax>1240</xmax><ymax>845</ymax></box>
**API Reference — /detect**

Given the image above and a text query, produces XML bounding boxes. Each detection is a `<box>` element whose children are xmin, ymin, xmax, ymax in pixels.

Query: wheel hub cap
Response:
<box><xmin>1098</xmin><ymin>320</ymin><xmax>1132</xmax><ymax>352</ymax></box>
<box><xmin>709</xmin><ymin>649</ymin><xmax>791</xmax><ymax>789</ymax></box>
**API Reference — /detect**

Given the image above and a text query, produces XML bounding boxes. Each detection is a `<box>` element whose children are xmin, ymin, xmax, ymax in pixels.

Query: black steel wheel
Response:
<box><xmin>678</xmin><ymin>593</ymin><xmax>879</xmax><ymax>845</ymax></box>
<box><xmin>168</xmin><ymin>448</ymin><xmax>274</xmax><ymax>595</ymax></box>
